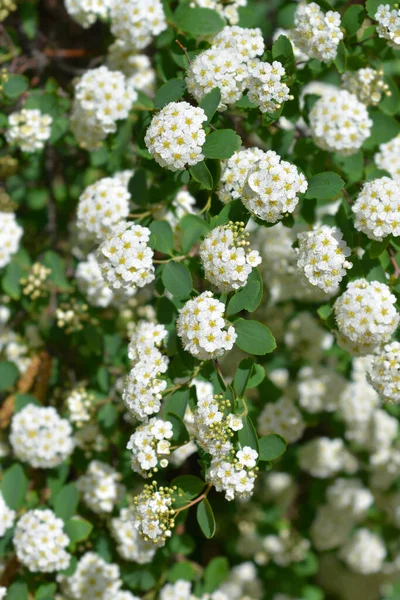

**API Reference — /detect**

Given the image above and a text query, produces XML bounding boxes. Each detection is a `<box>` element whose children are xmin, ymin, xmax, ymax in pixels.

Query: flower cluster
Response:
<box><xmin>145</xmin><ymin>101</ymin><xmax>207</xmax><ymax>171</ymax></box>
<box><xmin>177</xmin><ymin>291</ymin><xmax>237</xmax><ymax>360</ymax></box>
<box><xmin>13</xmin><ymin>509</ymin><xmax>71</xmax><ymax>572</ymax></box>
<box><xmin>200</xmin><ymin>222</ymin><xmax>261</xmax><ymax>292</ymax></box>
<box><xmin>110</xmin><ymin>0</ymin><xmax>167</xmax><ymax>50</ymax></box>
<box><xmin>0</xmin><ymin>211</ymin><xmax>23</xmax><ymax>269</ymax></box>
<box><xmin>334</xmin><ymin>279</ymin><xmax>399</xmax><ymax>355</ymax></box>
<box><xmin>247</xmin><ymin>60</ymin><xmax>292</xmax><ymax>114</ymax></box>
<box><xmin>77</xmin><ymin>460</ymin><xmax>124</xmax><ymax>514</ymax></box>
<box><xmin>0</xmin><ymin>491</ymin><xmax>16</xmax><ymax>536</ymax></box>
<box><xmin>292</xmin><ymin>2</ymin><xmax>343</xmax><ymax>62</ymax></box>
<box><xmin>127</xmin><ymin>417</ymin><xmax>173</xmax><ymax>476</ymax></box>
<box><xmin>367</xmin><ymin>341</ymin><xmax>400</xmax><ymax>403</ymax></box>
<box><xmin>208</xmin><ymin>445</ymin><xmax>258</xmax><ymax>501</ymax></box>
<box><xmin>218</xmin><ymin>147</ymin><xmax>264</xmax><ymax>203</ymax></box>
<box><xmin>342</xmin><ymin>68</ymin><xmax>390</xmax><ymax>106</ymax></box>
<box><xmin>339</xmin><ymin>529</ymin><xmax>387</xmax><ymax>574</ymax></box>
<box><xmin>309</xmin><ymin>90</ymin><xmax>372</xmax><ymax>155</ymax></box>
<box><xmin>76</xmin><ymin>253</ymin><xmax>114</xmax><ymax>308</ymax></box>
<box><xmin>65</xmin><ymin>387</ymin><xmax>94</xmax><ymax>425</ymax></box>
<box><xmin>242</xmin><ymin>150</ymin><xmax>308</xmax><ymax>222</ymax></box>
<box><xmin>352</xmin><ymin>177</ymin><xmax>400</xmax><ymax>241</ymax></box>
<box><xmin>263</xmin><ymin>529</ymin><xmax>310</xmax><ymax>566</ymax></box>
<box><xmin>70</xmin><ymin>66</ymin><xmax>136</xmax><ymax>150</ymax></box>
<box><xmin>190</xmin><ymin>0</ymin><xmax>246</xmax><ymax>25</ymax></box>
<box><xmin>257</xmin><ymin>396</ymin><xmax>305</xmax><ymax>443</ymax></box>
<box><xmin>132</xmin><ymin>482</ymin><xmax>176</xmax><ymax>547</ymax></box>
<box><xmin>97</xmin><ymin>223</ymin><xmax>154</xmax><ymax>294</ymax></box>
<box><xmin>296</xmin><ymin>365</ymin><xmax>346</xmax><ymax>413</ymax></box>
<box><xmin>122</xmin><ymin>320</ymin><xmax>169</xmax><ymax>420</ymax></box>
<box><xmin>212</xmin><ymin>26</ymin><xmax>265</xmax><ymax>62</ymax></box>
<box><xmin>6</xmin><ymin>109</ymin><xmax>52</xmax><ymax>152</ymax></box>
<box><xmin>375</xmin><ymin>134</ymin><xmax>400</xmax><ymax>179</ymax></box>
<box><xmin>296</xmin><ymin>225</ymin><xmax>352</xmax><ymax>293</ymax></box>
<box><xmin>298</xmin><ymin>437</ymin><xmax>357</xmax><ymax>478</ymax></box>
<box><xmin>284</xmin><ymin>312</ymin><xmax>333</xmax><ymax>364</ymax></box>
<box><xmin>110</xmin><ymin>507</ymin><xmax>156</xmax><ymax>563</ymax></box>
<box><xmin>107</xmin><ymin>40</ymin><xmax>156</xmax><ymax>95</ymax></box>
<box><xmin>192</xmin><ymin>392</ymin><xmax>243</xmax><ymax>457</ymax></box>
<box><xmin>375</xmin><ymin>4</ymin><xmax>400</xmax><ymax>50</ymax></box>
<box><xmin>76</xmin><ymin>176</ymin><xmax>131</xmax><ymax>243</ymax></box>
<box><xmin>10</xmin><ymin>404</ymin><xmax>74</xmax><ymax>468</ymax></box>
<box><xmin>65</xmin><ymin>0</ymin><xmax>111</xmax><ymax>28</ymax></box>
<box><xmin>21</xmin><ymin>262</ymin><xmax>51</xmax><ymax>300</ymax></box>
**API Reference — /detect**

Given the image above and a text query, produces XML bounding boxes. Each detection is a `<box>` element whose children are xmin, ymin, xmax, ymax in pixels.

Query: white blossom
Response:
<box><xmin>77</xmin><ymin>460</ymin><xmax>124</xmax><ymax>514</ymax></box>
<box><xmin>375</xmin><ymin>4</ymin><xmax>400</xmax><ymax>50</ymax></box>
<box><xmin>339</xmin><ymin>529</ymin><xmax>387</xmax><ymax>574</ymax></box>
<box><xmin>367</xmin><ymin>341</ymin><xmax>400</xmax><ymax>403</ymax></box>
<box><xmin>0</xmin><ymin>212</ymin><xmax>23</xmax><ymax>269</ymax></box>
<box><xmin>375</xmin><ymin>134</ymin><xmax>400</xmax><ymax>180</ymax></box>
<box><xmin>352</xmin><ymin>177</ymin><xmax>400</xmax><ymax>241</ymax></box>
<box><xmin>110</xmin><ymin>0</ymin><xmax>167</xmax><ymax>50</ymax></box>
<box><xmin>6</xmin><ymin>109</ymin><xmax>52</xmax><ymax>152</ymax></box>
<box><xmin>292</xmin><ymin>2</ymin><xmax>343</xmax><ymax>63</ymax></box>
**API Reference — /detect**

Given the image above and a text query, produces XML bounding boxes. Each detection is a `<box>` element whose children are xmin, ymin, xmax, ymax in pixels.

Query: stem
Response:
<box><xmin>162</xmin><ymin>364</ymin><xmax>202</xmax><ymax>396</ymax></box>
<box><xmin>214</xmin><ymin>360</ymin><xmax>227</xmax><ymax>387</ymax></box>
<box><xmin>153</xmin><ymin>255</ymin><xmax>187</xmax><ymax>264</ymax></box>
<box><xmin>388</xmin><ymin>245</ymin><xmax>400</xmax><ymax>278</ymax></box>
<box><xmin>174</xmin><ymin>483</ymin><xmax>212</xmax><ymax>514</ymax></box>
<box><xmin>199</xmin><ymin>196</ymin><xmax>212</xmax><ymax>215</ymax></box>
<box><xmin>175</xmin><ymin>39</ymin><xmax>191</xmax><ymax>64</ymax></box>
<box><xmin>129</xmin><ymin>211</ymin><xmax>152</xmax><ymax>219</ymax></box>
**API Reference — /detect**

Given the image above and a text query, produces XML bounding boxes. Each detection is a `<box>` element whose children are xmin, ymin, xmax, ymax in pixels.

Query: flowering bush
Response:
<box><xmin>2</xmin><ymin>1</ymin><xmax>400</xmax><ymax>599</ymax></box>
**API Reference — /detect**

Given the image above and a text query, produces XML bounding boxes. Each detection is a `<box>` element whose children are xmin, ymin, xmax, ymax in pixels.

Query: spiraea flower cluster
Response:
<box><xmin>200</xmin><ymin>222</ymin><xmax>261</xmax><ymax>293</ymax></box>
<box><xmin>96</xmin><ymin>222</ymin><xmax>154</xmax><ymax>294</ymax></box>
<box><xmin>242</xmin><ymin>150</ymin><xmax>308</xmax><ymax>222</ymax></box>
<box><xmin>263</xmin><ymin>529</ymin><xmax>310</xmax><ymax>566</ymax></box>
<box><xmin>13</xmin><ymin>509</ymin><xmax>71</xmax><ymax>573</ymax></box>
<box><xmin>145</xmin><ymin>101</ymin><xmax>207</xmax><ymax>171</ymax></box>
<box><xmin>132</xmin><ymin>482</ymin><xmax>176</xmax><ymax>547</ymax></box>
<box><xmin>0</xmin><ymin>211</ymin><xmax>23</xmax><ymax>268</ymax></box>
<box><xmin>77</xmin><ymin>460</ymin><xmax>124</xmax><ymax>514</ymax></box>
<box><xmin>122</xmin><ymin>320</ymin><xmax>169</xmax><ymax>420</ymax></box>
<box><xmin>247</xmin><ymin>60</ymin><xmax>292</xmax><ymax>114</ymax></box>
<box><xmin>65</xmin><ymin>0</ymin><xmax>111</xmax><ymax>28</ymax></box>
<box><xmin>21</xmin><ymin>262</ymin><xmax>51</xmax><ymax>300</ymax></box>
<box><xmin>367</xmin><ymin>341</ymin><xmax>400</xmax><ymax>403</ymax></box>
<box><xmin>218</xmin><ymin>147</ymin><xmax>264</xmax><ymax>203</ymax></box>
<box><xmin>296</xmin><ymin>225</ymin><xmax>352</xmax><ymax>293</ymax></box>
<box><xmin>65</xmin><ymin>387</ymin><xmax>94</xmax><ymax>425</ymax></box>
<box><xmin>110</xmin><ymin>0</ymin><xmax>167</xmax><ymax>50</ymax></box>
<box><xmin>339</xmin><ymin>529</ymin><xmax>387</xmax><ymax>574</ymax></box>
<box><xmin>0</xmin><ymin>491</ymin><xmax>16</xmax><ymax>536</ymax></box>
<box><xmin>375</xmin><ymin>4</ymin><xmax>400</xmax><ymax>50</ymax></box>
<box><xmin>342</xmin><ymin>68</ymin><xmax>390</xmax><ymax>106</ymax></box>
<box><xmin>208</xmin><ymin>445</ymin><xmax>259</xmax><ymax>501</ymax></box>
<box><xmin>190</xmin><ymin>0</ymin><xmax>247</xmax><ymax>25</ymax></box>
<box><xmin>192</xmin><ymin>392</ymin><xmax>243</xmax><ymax>457</ymax></box>
<box><xmin>10</xmin><ymin>404</ymin><xmax>74</xmax><ymax>468</ymax></box>
<box><xmin>70</xmin><ymin>66</ymin><xmax>136</xmax><ymax>150</ymax></box>
<box><xmin>296</xmin><ymin>365</ymin><xmax>346</xmax><ymax>413</ymax></box>
<box><xmin>375</xmin><ymin>134</ymin><xmax>400</xmax><ymax>179</ymax></box>
<box><xmin>76</xmin><ymin>176</ymin><xmax>131</xmax><ymax>243</ymax></box>
<box><xmin>110</xmin><ymin>507</ymin><xmax>156</xmax><ymax>563</ymax></box>
<box><xmin>309</xmin><ymin>90</ymin><xmax>372</xmax><ymax>155</ymax></box>
<box><xmin>298</xmin><ymin>437</ymin><xmax>357</xmax><ymax>478</ymax></box>
<box><xmin>6</xmin><ymin>109</ymin><xmax>52</xmax><ymax>152</ymax></box>
<box><xmin>292</xmin><ymin>2</ymin><xmax>343</xmax><ymax>62</ymax></box>
<box><xmin>212</xmin><ymin>26</ymin><xmax>265</xmax><ymax>62</ymax></box>
<box><xmin>107</xmin><ymin>40</ymin><xmax>156</xmax><ymax>95</ymax></box>
<box><xmin>352</xmin><ymin>177</ymin><xmax>400</xmax><ymax>240</ymax></box>
<box><xmin>76</xmin><ymin>253</ymin><xmax>114</xmax><ymax>308</ymax></box>
<box><xmin>127</xmin><ymin>417</ymin><xmax>173</xmax><ymax>476</ymax></box>
<box><xmin>177</xmin><ymin>291</ymin><xmax>236</xmax><ymax>360</ymax></box>
<box><xmin>334</xmin><ymin>279</ymin><xmax>399</xmax><ymax>356</ymax></box>
<box><xmin>257</xmin><ymin>396</ymin><xmax>305</xmax><ymax>443</ymax></box>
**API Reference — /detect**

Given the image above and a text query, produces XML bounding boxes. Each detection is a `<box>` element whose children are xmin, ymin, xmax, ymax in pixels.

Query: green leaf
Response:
<box><xmin>304</xmin><ymin>172</ymin><xmax>345</xmax><ymax>200</ymax></box>
<box><xmin>54</xmin><ymin>484</ymin><xmax>79</xmax><ymax>522</ymax></box>
<box><xmin>35</xmin><ymin>584</ymin><xmax>57</xmax><ymax>599</ymax></box>
<box><xmin>342</xmin><ymin>5</ymin><xmax>365</xmax><ymax>36</ymax></box>
<box><xmin>128</xmin><ymin>169</ymin><xmax>148</xmax><ymax>206</ymax></box>
<box><xmin>199</xmin><ymin>87</ymin><xmax>221</xmax><ymax>122</ymax></box>
<box><xmin>334</xmin><ymin>40</ymin><xmax>347</xmax><ymax>73</ymax></box>
<box><xmin>366</xmin><ymin>0</ymin><xmax>385</xmax><ymax>18</ymax></box>
<box><xmin>163</xmin><ymin>388</ymin><xmax>189</xmax><ymax>419</ymax></box>
<box><xmin>98</xmin><ymin>403</ymin><xmax>117</xmax><ymax>433</ymax></box>
<box><xmin>233</xmin><ymin>357</ymin><xmax>254</xmax><ymax>397</ymax></box>
<box><xmin>258</xmin><ymin>434</ymin><xmax>287</xmax><ymax>461</ymax></box>
<box><xmin>226</xmin><ymin>269</ymin><xmax>263</xmax><ymax>316</ymax></box>
<box><xmin>162</xmin><ymin>261</ymin><xmax>192</xmax><ymax>298</ymax></box>
<box><xmin>363</xmin><ymin>110</ymin><xmax>400</xmax><ymax>149</ymax></box>
<box><xmin>14</xmin><ymin>393</ymin><xmax>40</xmax><ymax>411</ymax></box>
<box><xmin>43</xmin><ymin>250</ymin><xmax>70</xmax><ymax>290</ymax></box>
<box><xmin>65</xmin><ymin>517</ymin><xmax>93</xmax><ymax>543</ymax></box>
<box><xmin>238</xmin><ymin>415</ymin><xmax>259</xmax><ymax>453</ymax></box>
<box><xmin>234</xmin><ymin>319</ymin><xmax>276</xmax><ymax>355</ymax></box>
<box><xmin>172</xmin><ymin>475</ymin><xmax>205</xmax><ymax>499</ymax></box>
<box><xmin>369</xmin><ymin>238</ymin><xmax>389</xmax><ymax>258</ymax></box>
<box><xmin>3</xmin><ymin>75</ymin><xmax>29</xmax><ymax>99</ymax></box>
<box><xmin>2</xmin><ymin>259</ymin><xmax>23</xmax><ymax>300</ymax></box>
<box><xmin>20</xmin><ymin>2</ymin><xmax>38</xmax><ymax>39</ymax></box>
<box><xmin>272</xmin><ymin>35</ymin><xmax>295</xmax><ymax>73</ymax></box>
<box><xmin>317</xmin><ymin>302</ymin><xmax>332</xmax><ymax>320</ymax></box>
<box><xmin>204</xmin><ymin>557</ymin><xmax>229</xmax><ymax>593</ymax></box>
<box><xmin>154</xmin><ymin>78</ymin><xmax>186</xmax><ymax>109</ymax></box>
<box><xmin>380</xmin><ymin>76</ymin><xmax>400</xmax><ymax>116</ymax></box>
<box><xmin>6</xmin><ymin>581</ymin><xmax>29</xmax><ymax>600</ymax></box>
<box><xmin>0</xmin><ymin>361</ymin><xmax>19</xmax><ymax>391</ymax></box>
<box><xmin>1</xmin><ymin>463</ymin><xmax>28</xmax><ymax>510</ymax></box>
<box><xmin>247</xmin><ymin>364</ymin><xmax>265</xmax><ymax>389</ymax></box>
<box><xmin>149</xmin><ymin>220</ymin><xmax>174</xmax><ymax>255</ymax></box>
<box><xmin>167</xmin><ymin>561</ymin><xmax>196</xmax><ymax>582</ymax></box>
<box><xmin>169</xmin><ymin>412</ymin><xmax>190</xmax><ymax>445</ymax></box>
<box><xmin>189</xmin><ymin>161</ymin><xmax>213</xmax><ymax>190</ymax></box>
<box><xmin>180</xmin><ymin>214</ymin><xmax>210</xmax><ymax>253</ymax></box>
<box><xmin>174</xmin><ymin>6</ymin><xmax>225</xmax><ymax>37</ymax></box>
<box><xmin>197</xmin><ymin>498</ymin><xmax>216</xmax><ymax>539</ymax></box>
<box><xmin>203</xmin><ymin>129</ymin><xmax>242</xmax><ymax>160</ymax></box>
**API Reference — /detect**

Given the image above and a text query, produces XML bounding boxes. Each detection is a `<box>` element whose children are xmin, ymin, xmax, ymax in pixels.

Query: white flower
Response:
<box><xmin>375</xmin><ymin>134</ymin><xmax>400</xmax><ymax>180</ymax></box>
<box><xmin>334</xmin><ymin>279</ymin><xmax>399</xmax><ymax>356</ymax></box>
<box><xmin>65</xmin><ymin>387</ymin><xmax>93</xmax><ymax>425</ymax></box>
<box><xmin>200</xmin><ymin>223</ymin><xmax>261</xmax><ymax>293</ymax></box>
<box><xmin>110</xmin><ymin>0</ymin><xmax>167</xmax><ymax>50</ymax></box>
<box><xmin>77</xmin><ymin>460</ymin><xmax>124</xmax><ymax>514</ymax></box>
<box><xmin>367</xmin><ymin>341</ymin><xmax>400</xmax><ymax>403</ymax></box>
<box><xmin>6</xmin><ymin>109</ymin><xmax>52</xmax><ymax>152</ymax></box>
<box><xmin>13</xmin><ymin>509</ymin><xmax>70</xmax><ymax>572</ymax></box>
<box><xmin>107</xmin><ymin>40</ymin><xmax>156</xmax><ymax>96</ymax></box>
<box><xmin>296</xmin><ymin>365</ymin><xmax>346</xmax><ymax>413</ymax></box>
<box><xmin>247</xmin><ymin>60</ymin><xmax>292</xmax><ymax>114</ymax></box>
<box><xmin>132</xmin><ymin>483</ymin><xmax>175</xmax><ymax>547</ymax></box>
<box><xmin>76</xmin><ymin>253</ymin><xmax>114</xmax><ymax>308</ymax></box>
<box><xmin>218</xmin><ymin>147</ymin><xmax>264</xmax><ymax>203</ymax></box>
<box><xmin>326</xmin><ymin>478</ymin><xmax>374</xmax><ymax>519</ymax></box>
<box><xmin>263</xmin><ymin>529</ymin><xmax>310</xmax><ymax>566</ymax></box>
<box><xmin>0</xmin><ymin>491</ymin><xmax>16</xmax><ymax>536</ymax></box>
<box><xmin>189</xmin><ymin>0</ymin><xmax>246</xmax><ymax>25</ymax></box>
<box><xmin>257</xmin><ymin>397</ymin><xmax>305</xmax><ymax>443</ymax></box>
<box><xmin>237</xmin><ymin>446</ymin><xmax>258</xmax><ymax>468</ymax></box>
<box><xmin>352</xmin><ymin>177</ymin><xmax>400</xmax><ymax>241</ymax></box>
<box><xmin>177</xmin><ymin>291</ymin><xmax>237</xmax><ymax>360</ymax></box>
<box><xmin>309</xmin><ymin>90</ymin><xmax>372</xmax><ymax>156</ymax></box>
<box><xmin>292</xmin><ymin>2</ymin><xmax>343</xmax><ymax>62</ymax></box>
<box><xmin>127</xmin><ymin>417</ymin><xmax>173</xmax><ymax>476</ymax></box>
<box><xmin>242</xmin><ymin>150</ymin><xmax>307</xmax><ymax>223</ymax></box>
<box><xmin>298</xmin><ymin>437</ymin><xmax>358</xmax><ymax>478</ymax></box>
<box><xmin>339</xmin><ymin>529</ymin><xmax>387</xmax><ymax>574</ymax></box>
<box><xmin>110</xmin><ymin>508</ymin><xmax>156</xmax><ymax>564</ymax></box>
<box><xmin>376</xmin><ymin>4</ymin><xmax>400</xmax><ymax>50</ymax></box>
<box><xmin>145</xmin><ymin>101</ymin><xmax>207</xmax><ymax>171</ymax></box>
<box><xmin>342</xmin><ymin>67</ymin><xmax>390</xmax><ymax>106</ymax></box>
<box><xmin>296</xmin><ymin>225</ymin><xmax>352</xmax><ymax>293</ymax></box>
<box><xmin>10</xmin><ymin>404</ymin><xmax>74</xmax><ymax>469</ymax></box>
<box><xmin>212</xmin><ymin>26</ymin><xmax>264</xmax><ymax>62</ymax></box>
<box><xmin>65</xmin><ymin>0</ymin><xmax>111</xmax><ymax>27</ymax></box>
<box><xmin>0</xmin><ymin>212</ymin><xmax>23</xmax><ymax>269</ymax></box>
<box><xmin>59</xmin><ymin>552</ymin><xmax>123</xmax><ymax>599</ymax></box>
